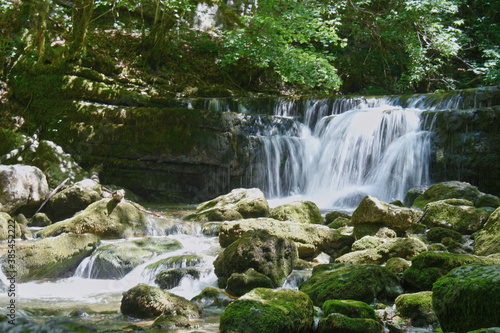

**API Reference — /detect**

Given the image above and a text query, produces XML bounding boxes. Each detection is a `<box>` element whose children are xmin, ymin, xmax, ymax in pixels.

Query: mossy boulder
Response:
<box><xmin>475</xmin><ymin>194</ymin><xmax>500</xmax><ymax>209</ymax></box>
<box><xmin>120</xmin><ymin>283</ymin><xmax>200</xmax><ymax>319</ymax></box>
<box><xmin>37</xmin><ymin>198</ymin><xmax>149</xmax><ymax>239</ymax></box>
<box><xmin>427</xmin><ymin>227</ymin><xmax>463</xmax><ymax>243</ymax></box>
<box><xmin>226</xmin><ymin>268</ymin><xmax>275</xmax><ymax>297</ymax></box>
<box><xmin>219</xmin><ymin>218</ymin><xmax>354</xmax><ymax>259</ymax></box>
<box><xmin>385</xmin><ymin>257</ymin><xmax>411</xmax><ymax>276</ymax></box>
<box><xmin>213</xmin><ymin>229</ymin><xmax>298</xmax><ymax>288</ymax></box>
<box><xmin>191</xmin><ymin>286</ymin><xmax>233</xmax><ymax>308</ymax></box>
<box><xmin>219</xmin><ymin>288</ymin><xmax>314</xmax><ymax>333</ymax></box>
<box><xmin>335</xmin><ymin>236</ymin><xmax>427</xmax><ymax>265</ymax></box>
<box><xmin>201</xmin><ymin>222</ymin><xmax>222</xmax><ymax>236</ymax></box>
<box><xmin>1</xmin><ymin>233</ymin><xmax>100</xmax><ymax>282</ymax></box>
<box><xmin>395</xmin><ymin>291</ymin><xmax>438</xmax><ymax>327</ymax></box>
<box><xmin>322</xmin><ymin>299</ymin><xmax>377</xmax><ymax>320</ymax></box>
<box><xmin>299</xmin><ymin>263</ymin><xmax>403</xmax><ymax>306</ymax></box>
<box><xmin>152</xmin><ymin>314</ymin><xmax>194</xmax><ymax>330</ymax></box>
<box><xmin>85</xmin><ymin>237</ymin><xmax>182</xmax><ymax>279</ymax></box>
<box><xmin>352</xmin><ymin>195</ymin><xmax>422</xmax><ymax>236</ymax></box>
<box><xmin>402</xmin><ymin>251</ymin><xmax>500</xmax><ymax>291</ymax></box>
<box><xmin>325</xmin><ymin>211</ymin><xmax>351</xmax><ymax>224</ymax></box>
<box><xmin>196</xmin><ymin>188</ymin><xmax>270</xmax><ymax>218</ymax></box>
<box><xmin>317</xmin><ymin>313</ymin><xmax>383</xmax><ymax>333</ymax></box>
<box><xmin>45</xmin><ymin>179</ymin><xmax>102</xmax><ymax>222</ymax></box>
<box><xmin>351</xmin><ymin>236</ymin><xmax>385</xmax><ymax>251</ymax></box>
<box><xmin>185</xmin><ymin>207</ymin><xmax>243</xmax><ymax>222</ymax></box>
<box><xmin>270</xmin><ymin>201</ymin><xmax>323</xmax><ymax>224</ymax></box>
<box><xmin>404</xmin><ymin>186</ymin><xmax>428</xmax><ymax>207</ymax></box>
<box><xmin>155</xmin><ymin>267</ymin><xmax>201</xmax><ymax>290</ymax></box>
<box><xmin>0</xmin><ymin>164</ymin><xmax>50</xmax><ymax>215</ymax></box>
<box><xmin>474</xmin><ymin>206</ymin><xmax>500</xmax><ymax>256</ymax></box>
<box><xmin>328</xmin><ymin>217</ymin><xmax>351</xmax><ymax>229</ymax></box>
<box><xmin>146</xmin><ymin>255</ymin><xmax>205</xmax><ymax>272</ymax></box>
<box><xmin>412</xmin><ymin>181</ymin><xmax>481</xmax><ymax>209</ymax></box>
<box><xmin>432</xmin><ymin>264</ymin><xmax>500</xmax><ymax>333</ymax></box>
<box><xmin>0</xmin><ymin>212</ymin><xmax>31</xmax><ymax>240</ymax></box>
<box><xmin>28</xmin><ymin>212</ymin><xmax>52</xmax><ymax>227</ymax></box>
<box><xmin>421</xmin><ymin>200</ymin><xmax>489</xmax><ymax>234</ymax></box>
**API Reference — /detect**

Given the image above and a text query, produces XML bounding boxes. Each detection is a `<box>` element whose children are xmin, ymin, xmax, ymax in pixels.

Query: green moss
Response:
<box><xmin>270</xmin><ymin>201</ymin><xmax>324</xmax><ymax>224</ymax></box>
<box><xmin>155</xmin><ymin>267</ymin><xmax>201</xmax><ymax>289</ymax></box>
<box><xmin>395</xmin><ymin>291</ymin><xmax>437</xmax><ymax>327</ymax></box>
<box><xmin>427</xmin><ymin>227</ymin><xmax>463</xmax><ymax>243</ymax></box>
<box><xmin>145</xmin><ymin>255</ymin><xmax>204</xmax><ymax>271</ymax></box>
<box><xmin>412</xmin><ymin>181</ymin><xmax>481</xmax><ymax>209</ymax></box>
<box><xmin>322</xmin><ymin>299</ymin><xmax>377</xmax><ymax>320</ymax></box>
<box><xmin>317</xmin><ymin>313</ymin><xmax>383</xmax><ymax>333</ymax></box>
<box><xmin>226</xmin><ymin>268</ymin><xmax>275</xmax><ymax>297</ymax></box>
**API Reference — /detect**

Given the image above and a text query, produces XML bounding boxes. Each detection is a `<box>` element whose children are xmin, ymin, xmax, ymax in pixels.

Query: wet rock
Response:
<box><xmin>214</xmin><ymin>229</ymin><xmax>298</xmax><ymax>288</ymax></box>
<box><xmin>0</xmin><ymin>164</ymin><xmax>49</xmax><ymax>215</ymax></box>
<box><xmin>28</xmin><ymin>212</ymin><xmax>52</xmax><ymax>227</ymax></box>
<box><xmin>475</xmin><ymin>193</ymin><xmax>500</xmax><ymax>209</ymax></box>
<box><xmin>225</xmin><ymin>268</ymin><xmax>275</xmax><ymax>297</ymax></box>
<box><xmin>201</xmin><ymin>222</ymin><xmax>221</xmax><ymax>236</ymax></box>
<box><xmin>395</xmin><ymin>291</ymin><xmax>438</xmax><ymax>328</ymax></box>
<box><xmin>37</xmin><ymin>198</ymin><xmax>149</xmax><ymax>239</ymax></box>
<box><xmin>270</xmin><ymin>200</ymin><xmax>323</xmax><ymax>224</ymax></box>
<box><xmin>421</xmin><ymin>199</ymin><xmax>489</xmax><ymax>234</ymax></box>
<box><xmin>121</xmin><ymin>283</ymin><xmax>200</xmax><ymax>319</ymax></box>
<box><xmin>299</xmin><ymin>263</ymin><xmax>403</xmax><ymax>306</ymax></box>
<box><xmin>185</xmin><ymin>207</ymin><xmax>242</xmax><ymax>222</ymax></box>
<box><xmin>219</xmin><ymin>218</ymin><xmax>354</xmax><ymax>259</ymax></box>
<box><xmin>352</xmin><ymin>195</ymin><xmax>422</xmax><ymax>236</ymax></box>
<box><xmin>404</xmin><ymin>186</ymin><xmax>428</xmax><ymax>207</ymax></box>
<box><xmin>0</xmin><ymin>212</ymin><xmax>31</xmax><ymax>240</ymax></box>
<box><xmin>328</xmin><ymin>217</ymin><xmax>351</xmax><ymax>229</ymax></box>
<box><xmin>191</xmin><ymin>286</ymin><xmax>233</xmax><ymax>308</ymax></box>
<box><xmin>402</xmin><ymin>251</ymin><xmax>500</xmax><ymax>291</ymax></box>
<box><xmin>87</xmin><ymin>237</ymin><xmax>182</xmax><ymax>279</ymax></box>
<box><xmin>152</xmin><ymin>314</ymin><xmax>194</xmax><ymax>329</ymax></box>
<box><xmin>412</xmin><ymin>181</ymin><xmax>482</xmax><ymax>209</ymax></box>
<box><xmin>385</xmin><ymin>257</ymin><xmax>411</xmax><ymax>276</ymax></box>
<box><xmin>325</xmin><ymin>211</ymin><xmax>351</xmax><ymax>224</ymax></box>
<box><xmin>45</xmin><ymin>179</ymin><xmax>102</xmax><ymax>222</ymax></box>
<box><xmin>351</xmin><ymin>235</ymin><xmax>385</xmax><ymax>251</ymax></box>
<box><xmin>1</xmin><ymin>233</ymin><xmax>100</xmax><ymax>282</ymax></box>
<box><xmin>322</xmin><ymin>299</ymin><xmax>378</xmax><ymax>320</ymax></box>
<box><xmin>220</xmin><ymin>288</ymin><xmax>314</xmax><ymax>333</ymax></box>
<box><xmin>427</xmin><ymin>227</ymin><xmax>463</xmax><ymax>243</ymax></box>
<box><xmin>155</xmin><ymin>267</ymin><xmax>201</xmax><ymax>290</ymax></box>
<box><xmin>196</xmin><ymin>188</ymin><xmax>270</xmax><ymax>218</ymax></box>
<box><xmin>432</xmin><ymin>264</ymin><xmax>500</xmax><ymax>333</ymax></box>
<box><xmin>317</xmin><ymin>313</ymin><xmax>383</xmax><ymax>333</ymax></box>
<box><xmin>146</xmin><ymin>255</ymin><xmax>205</xmax><ymax>272</ymax></box>
<box><xmin>474</xmin><ymin>206</ymin><xmax>500</xmax><ymax>256</ymax></box>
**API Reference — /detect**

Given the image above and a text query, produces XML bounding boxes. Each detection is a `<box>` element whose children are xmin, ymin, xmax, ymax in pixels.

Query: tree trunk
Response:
<box><xmin>69</xmin><ymin>0</ymin><xmax>95</xmax><ymax>61</ymax></box>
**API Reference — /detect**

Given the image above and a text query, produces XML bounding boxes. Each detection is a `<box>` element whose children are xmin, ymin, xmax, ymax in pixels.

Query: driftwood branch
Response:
<box><xmin>101</xmin><ymin>186</ymin><xmax>163</xmax><ymax>218</ymax></box>
<box><xmin>33</xmin><ymin>177</ymin><xmax>70</xmax><ymax>215</ymax></box>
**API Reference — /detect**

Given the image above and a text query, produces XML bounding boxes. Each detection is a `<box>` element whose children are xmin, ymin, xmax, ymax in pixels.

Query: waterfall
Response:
<box><xmin>256</xmin><ymin>96</ymin><xmax>434</xmax><ymax>209</ymax></box>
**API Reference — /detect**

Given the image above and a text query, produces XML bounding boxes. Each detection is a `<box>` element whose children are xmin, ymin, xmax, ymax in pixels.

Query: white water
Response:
<box><xmin>258</xmin><ymin>97</ymin><xmax>434</xmax><ymax>209</ymax></box>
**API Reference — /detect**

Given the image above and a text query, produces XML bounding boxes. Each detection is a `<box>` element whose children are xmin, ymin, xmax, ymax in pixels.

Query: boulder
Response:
<box><xmin>351</xmin><ymin>236</ymin><xmax>386</xmax><ymax>251</ymax></box>
<box><xmin>269</xmin><ymin>201</ymin><xmax>323</xmax><ymax>224</ymax></box>
<box><xmin>0</xmin><ymin>164</ymin><xmax>49</xmax><ymax>215</ymax></box>
<box><xmin>432</xmin><ymin>264</ymin><xmax>500</xmax><ymax>333</ymax></box>
<box><xmin>213</xmin><ymin>229</ymin><xmax>298</xmax><ymax>288</ymax></box>
<box><xmin>322</xmin><ymin>299</ymin><xmax>378</xmax><ymax>320</ymax></box>
<box><xmin>28</xmin><ymin>212</ymin><xmax>52</xmax><ymax>227</ymax></box>
<box><xmin>328</xmin><ymin>217</ymin><xmax>351</xmax><ymax>229</ymax></box>
<box><xmin>45</xmin><ymin>179</ymin><xmax>102</xmax><ymax>222</ymax></box>
<box><xmin>1</xmin><ymin>233</ymin><xmax>99</xmax><ymax>282</ymax></box>
<box><xmin>412</xmin><ymin>181</ymin><xmax>482</xmax><ymax>209</ymax></box>
<box><xmin>421</xmin><ymin>200</ymin><xmax>489</xmax><ymax>234</ymax></box>
<box><xmin>474</xmin><ymin>206</ymin><xmax>500</xmax><ymax>256</ymax></box>
<box><xmin>299</xmin><ymin>263</ymin><xmax>403</xmax><ymax>306</ymax></box>
<box><xmin>146</xmin><ymin>255</ymin><xmax>205</xmax><ymax>273</ymax></box>
<box><xmin>352</xmin><ymin>195</ymin><xmax>422</xmax><ymax>236</ymax></box>
<box><xmin>196</xmin><ymin>188</ymin><xmax>270</xmax><ymax>218</ymax></box>
<box><xmin>402</xmin><ymin>251</ymin><xmax>500</xmax><ymax>291</ymax></box>
<box><xmin>317</xmin><ymin>313</ymin><xmax>383</xmax><ymax>333</ymax></box>
<box><xmin>325</xmin><ymin>211</ymin><xmax>351</xmax><ymax>224</ymax></box>
<box><xmin>404</xmin><ymin>186</ymin><xmax>427</xmax><ymax>207</ymax></box>
<box><xmin>120</xmin><ymin>283</ymin><xmax>200</xmax><ymax>319</ymax></box>
<box><xmin>37</xmin><ymin>198</ymin><xmax>149</xmax><ymax>239</ymax></box>
<box><xmin>219</xmin><ymin>288</ymin><xmax>314</xmax><ymax>333</ymax></box>
<box><xmin>155</xmin><ymin>267</ymin><xmax>201</xmax><ymax>290</ymax></box>
<box><xmin>395</xmin><ymin>291</ymin><xmax>438</xmax><ymax>327</ymax></box>
<box><xmin>385</xmin><ymin>257</ymin><xmax>411</xmax><ymax>276</ymax></box>
<box><xmin>427</xmin><ymin>227</ymin><xmax>463</xmax><ymax>243</ymax></box>
<box><xmin>191</xmin><ymin>286</ymin><xmax>233</xmax><ymax>308</ymax></box>
<box><xmin>226</xmin><ymin>268</ymin><xmax>275</xmax><ymax>297</ymax></box>
<box><xmin>219</xmin><ymin>218</ymin><xmax>354</xmax><ymax>259</ymax></box>
<box><xmin>152</xmin><ymin>314</ymin><xmax>194</xmax><ymax>330</ymax></box>
<box><xmin>335</xmin><ymin>236</ymin><xmax>427</xmax><ymax>265</ymax></box>
<box><xmin>84</xmin><ymin>237</ymin><xmax>183</xmax><ymax>279</ymax></box>
<box><xmin>475</xmin><ymin>193</ymin><xmax>500</xmax><ymax>209</ymax></box>
<box><xmin>0</xmin><ymin>212</ymin><xmax>31</xmax><ymax>240</ymax></box>
<box><xmin>185</xmin><ymin>207</ymin><xmax>243</xmax><ymax>222</ymax></box>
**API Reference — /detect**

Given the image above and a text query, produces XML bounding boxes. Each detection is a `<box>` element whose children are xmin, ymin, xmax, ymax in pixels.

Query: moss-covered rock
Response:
<box><xmin>432</xmin><ymin>264</ymin><xmax>500</xmax><ymax>333</ymax></box>
<box><xmin>427</xmin><ymin>227</ymin><xmax>463</xmax><ymax>243</ymax></box>
<box><xmin>404</xmin><ymin>186</ymin><xmax>428</xmax><ymax>207</ymax></box>
<box><xmin>45</xmin><ymin>179</ymin><xmax>102</xmax><ymax>222</ymax></box>
<box><xmin>352</xmin><ymin>195</ymin><xmax>423</xmax><ymax>236</ymax></box>
<box><xmin>270</xmin><ymin>201</ymin><xmax>323</xmax><ymax>224</ymax></box>
<box><xmin>299</xmin><ymin>263</ymin><xmax>403</xmax><ymax>306</ymax></box>
<box><xmin>214</xmin><ymin>229</ymin><xmax>298</xmax><ymax>288</ymax></box>
<box><xmin>0</xmin><ymin>212</ymin><xmax>31</xmax><ymax>240</ymax></box>
<box><xmin>475</xmin><ymin>194</ymin><xmax>500</xmax><ymax>209</ymax></box>
<box><xmin>155</xmin><ymin>267</ymin><xmax>202</xmax><ymax>290</ymax></box>
<box><xmin>120</xmin><ymin>283</ymin><xmax>200</xmax><ymax>319</ymax></box>
<box><xmin>86</xmin><ymin>237</ymin><xmax>182</xmax><ymax>279</ymax></box>
<box><xmin>385</xmin><ymin>257</ymin><xmax>411</xmax><ymax>276</ymax></box>
<box><xmin>395</xmin><ymin>291</ymin><xmax>438</xmax><ymax>327</ymax></box>
<box><xmin>317</xmin><ymin>313</ymin><xmax>383</xmax><ymax>333</ymax></box>
<box><xmin>1</xmin><ymin>233</ymin><xmax>99</xmax><ymax>282</ymax></box>
<box><xmin>402</xmin><ymin>251</ymin><xmax>500</xmax><ymax>291</ymax></box>
<box><xmin>146</xmin><ymin>255</ymin><xmax>205</xmax><ymax>272</ymax></box>
<box><xmin>152</xmin><ymin>314</ymin><xmax>194</xmax><ymax>329</ymax></box>
<box><xmin>226</xmin><ymin>268</ymin><xmax>275</xmax><ymax>297</ymax></box>
<box><xmin>421</xmin><ymin>200</ymin><xmax>489</xmax><ymax>234</ymax></box>
<box><xmin>219</xmin><ymin>288</ymin><xmax>314</xmax><ymax>333</ymax></box>
<box><xmin>196</xmin><ymin>188</ymin><xmax>270</xmax><ymax>218</ymax></box>
<box><xmin>28</xmin><ymin>212</ymin><xmax>52</xmax><ymax>227</ymax></box>
<box><xmin>37</xmin><ymin>198</ymin><xmax>149</xmax><ymax>239</ymax></box>
<box><xmin>474</xmin><ymin>206</ymin><xmax>500</xmax><ymax>256</ymax></box>
<box><xmin>201</xmin><ymin>221</ymin><xmax>222</xmax><ymax>236</ymax></box>
<box><xmin>351</xmin><ymin>236</ymin><xmax>385</xmax><ymax>251</ymax></box>
<box><xmin>184</xmin><ymin>207</ymin><xmax>243</xmax><ymax>222</ymax></box>
<box><xmin>219</xmin><ymin>218</ymin><xmax>354</xmax><ymax>259</ymax></box>
<box><xmin>412</xmin><ymin>181</ymin><xmax>482</xmax><ymax>209</ymax></box>
<box><xmin>191</xmin><ymin>286</ymin><xmax>233</xmax><ymax>308</ymax></box>
<box><xmin>322</xmin><ymin>299</ymin><xmax>377</xmax><ymax>320</ymax></box>
<box><xmin>325</xmin><ymin>211</ymin><xmax>351</xmax><ymax>224</ymax></box>
<box><xmin>328</xmin><ymin>217</ymin><xmax>351</xmax><ymax>229</ymax></box>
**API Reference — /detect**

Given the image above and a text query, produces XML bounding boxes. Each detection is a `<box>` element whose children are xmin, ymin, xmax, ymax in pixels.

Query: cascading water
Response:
<box><xmin>256</xmin><ymin>97</ymin><xmax>433</xmax><ymax>209</ymax></box>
